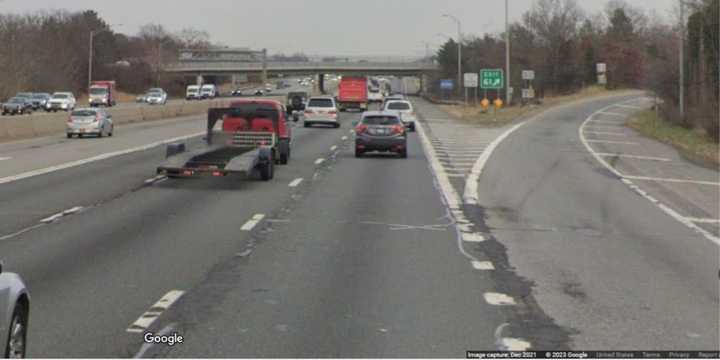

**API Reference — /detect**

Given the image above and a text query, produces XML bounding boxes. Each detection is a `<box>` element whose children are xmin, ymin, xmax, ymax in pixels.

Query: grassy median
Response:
<box><xmin>438</xmin><ymin>86</ymin><xmax>634</xmax><ymax>127</ymax></box>
<box><xmin>627</xmin><ymin>110</ymin><xmax>720</xmax><ymax>169</ymax></box>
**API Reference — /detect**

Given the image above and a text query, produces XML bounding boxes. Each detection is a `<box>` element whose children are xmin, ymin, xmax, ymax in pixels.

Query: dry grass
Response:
<box><xmin>627</xmin><ymin>110</ymin><xmax>719</xmax><ymax>169</ymax></box>
<box><xmin>438</xmin><ymin>86</ymin><xmax>637</xmax><ymax>127</ymax></box>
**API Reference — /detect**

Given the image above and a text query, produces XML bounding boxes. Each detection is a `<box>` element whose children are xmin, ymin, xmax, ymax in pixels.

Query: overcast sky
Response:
<box><xmin>1</xmin><ymin>0</ymin><xmax>677</xmax><ymax>56</ymax></box>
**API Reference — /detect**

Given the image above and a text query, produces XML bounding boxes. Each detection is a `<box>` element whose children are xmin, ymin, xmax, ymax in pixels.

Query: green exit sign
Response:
<box><xmin>480</xmin><ymin>69</ymin><xmax>504</xmax><ymax>89</ymax></box>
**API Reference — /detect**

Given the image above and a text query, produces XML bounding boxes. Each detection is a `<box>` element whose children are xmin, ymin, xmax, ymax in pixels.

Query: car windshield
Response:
<box><xmin>2</xmin><ymin>1</ymin><xmax>719</xmax><ymax>358</ymax></box>
<box><xmin>362</xmin><ymin>115</ymin><xmax>400</xmax><ymax>125</ymax></box>
<box><xmin>386</xmin><ymin>102</ymin><xmax>411</xmax><ymax>110</ymax></box>
<box><xmin>308</xmin><ymin>98</ymin><xmax>333</xmax><ymax>107</ymax></box>
<box><xmin>71</xmin><ymin>110</ymin><xmax>96</xmax><ymax>117</ymax></box>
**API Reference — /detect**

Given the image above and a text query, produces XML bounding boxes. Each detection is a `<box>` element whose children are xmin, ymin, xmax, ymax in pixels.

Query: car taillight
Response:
<box><xmin>355</xmin><ymin>124</ymin><xmax>368</xmax><ymax>134</ymax></box>
<box><xmin>304</xmin><ymin>109</ymin><xmax>313</xmax><ymax>114</ymax></box>
<box><xmin>391</xmin><ymin>125</ymin><xmax>404</xmax><ymax>135</ymax></box>
<box><xmin>328</xmin><ymin>110</ymin><xmax>337</xmax><ymax>115</ymax></box>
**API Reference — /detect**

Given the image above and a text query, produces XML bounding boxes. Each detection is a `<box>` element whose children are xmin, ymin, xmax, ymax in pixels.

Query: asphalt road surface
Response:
<box><xmin>0</xmin><ymin>93</ymin><xmax>716</xmax><ymax>357</ymax></box>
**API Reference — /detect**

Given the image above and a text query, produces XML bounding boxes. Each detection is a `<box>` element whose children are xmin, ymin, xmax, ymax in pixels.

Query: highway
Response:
<box><xmin>0</xmin><ymin>90</ymin><xmax>717</xmax><ymax>357</ymax></box>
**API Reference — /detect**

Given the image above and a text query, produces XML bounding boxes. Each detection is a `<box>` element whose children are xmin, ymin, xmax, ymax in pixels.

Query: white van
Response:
<box><xmin>200</xmin><ymin>84</ymin><xmax>218</xmax><ymax>99</ymax></box>
<box><xmin>186</xmin><ymin>85</ymin><xmax>201</xmax><ymax>100</ymax></box>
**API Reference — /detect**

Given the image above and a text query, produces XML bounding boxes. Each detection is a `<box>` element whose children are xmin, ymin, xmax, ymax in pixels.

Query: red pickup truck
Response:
<box><xmin>336</xmin><ymin>76</ymin><xmax>368</xmax><ymax>112</ymax></box>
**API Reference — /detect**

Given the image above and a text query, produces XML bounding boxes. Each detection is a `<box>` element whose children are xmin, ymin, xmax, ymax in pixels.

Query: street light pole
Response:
<box><xmin>679</xmin><ymin>0</ymin><xmax>685</xmax><ymax>120</ymax></box>
<box><xmin>505</xmin><ymin>0</ymin><xmax>511</xmax><ymax>104</ymax></box>
<box><xmin>443</xmin><ymin>14</ymin><xmax>463</xmax><ymax>101</ymax></box>
<box><xmin>88</xmin><ymin>31</ymin><xmax>94</xmax><ymax>89</ymax></box>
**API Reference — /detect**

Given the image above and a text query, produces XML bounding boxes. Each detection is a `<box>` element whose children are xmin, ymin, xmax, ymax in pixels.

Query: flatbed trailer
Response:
<box><xmin>157</xmin><ymin>106</ymin><xmax>281</xmax><ymax>181</ymax></box>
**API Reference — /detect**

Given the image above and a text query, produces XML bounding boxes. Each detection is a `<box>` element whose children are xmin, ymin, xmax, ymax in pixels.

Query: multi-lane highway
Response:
<box><xmin>0</xmin><ymin>90</ymin><xmax>717</xmax><ymax>357</ymax></box>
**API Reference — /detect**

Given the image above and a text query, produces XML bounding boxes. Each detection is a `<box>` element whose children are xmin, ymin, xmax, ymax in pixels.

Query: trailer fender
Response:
<box><xmin>165</xmin><ymin>143</ymin><xmax>186</xmax><ymax>158</ymax></box>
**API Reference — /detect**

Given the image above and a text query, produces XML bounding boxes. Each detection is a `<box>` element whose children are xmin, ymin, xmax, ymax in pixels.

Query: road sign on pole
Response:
<box><xmin>480</xmin><ymin>69</ymin><xmax>504</xmax><ymax>90</ymax></box>
<box><xmin>440</xmin><ymin>79</ymin><xmax>454</xmax><ymax>90</ymax></box>
<box><xmin>522</xmin><ymin>70</ymin><xmax>535</xmax><ymax>80</ymax></box>
<box><xmin>463</xmin><ymin>73</ymin><xmax>478</xmax><ymax>88</ymax></box>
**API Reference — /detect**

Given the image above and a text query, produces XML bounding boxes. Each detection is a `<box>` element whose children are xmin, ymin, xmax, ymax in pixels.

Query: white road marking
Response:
<box><xmin>597</xmin><ymin>111</ymin><xmax>628</xmax><ymax>117</ymax></box>
<box><xmin>614</xmin><ymin>104</ymin><xmax>643</xmax><ymax>110</ymax></box>
<box><xmin>288</xmin><ymin>178</ymin><xmax>303</xmax><ymax>187</ymax></box>
<box><xmin>583</xmin><ymin>131</ymin><xmax>627</xmax><ymax>136</ymax></box>
<box><xmin>144</xmin><ymin>175</ymin><xmax>168</xmax><ymax>184</ymax></box>
<box><xmin>330</xmin><ymin>145</ymin><xmax>338</xmax><ymax>151</ymax></box>
<box><xmin>579</xmin><ymin>98</ymin><xmax>720</xmax><ymax>245</ymax></box>
<box><xmin>63</xmin><ymin>206</ymin><xmax>84</xmax><ymax>215</ymax></box>
<box><xmin>415</xmin><ymin>122</ymin><xmax>461</xmax><ymax>209</ymax></box>
<box><xmin>685</xmin><ymin>217</ymin><xmax>720</xmax><ymax>224</ymax></box>
<box><xmin>484</xmin><ymin>292</ymin><xmax>517</xmax><ymax>306</ymax></box>
<box><xmin>341</xmin><ymin>136</ymin><xmax>348</xmax><ymax>140</ymax></box>
<box><xmin>595</xmin><ymin>153</ymin><xmax>671</xmax><ymax>162</ymax></box>
<box><xmin>585</xmin><ymin>140</ymin><xmax>639</xmax><ymax>145</ymax></box>
<box><xmin>127</xmin><ymin>290</ymin><xmax>184</xmax><ymax>333</ymax></box>
<box><xmin>472</xmin><ymin>261</ymin><xmax>495</xmax><ymax>270</ymax></box>
<box><xmin>314</xmin><ymin>158</ymin><xmax>325</xmax><ymax>165</ymax></box>
<box><xmin>0</xmin><ymin>157</ymin><xmax>11</xmax><ymax>161</ymax></box>
<box><xmin>40</xmin><ymin>212</ymin><xmax>64</xmax><ymax>224</ymax></box>
<box><xmin>241</xmin><ymin>214</ymin><xmax>266</xmax><ymax>231</ymax></box>
<box><xmin>0</xmin><ymin>132</ymin><xmax>204</xmax><ymax>186</ymax></box>
<box><xmin>590</xmin><ymin>119</ymin><xmax>625</xmax><ymax>124</ymax></box>
<box><xmin>500</xmin><ymin>338</ymin><xmax>532</xmax><ymax>351</ymax></box>
<box><xmin>464</xmin><ymin>122</ymin><xmax>528</xmax><ymax>205</ymax></box>
<box><xmin>462</xmin><ymin>233</ymin><xmax>486</xmax><ymax>242</ymax></box>
<box><xmin>624</xmin><ymin>175</ymin><xmax>720</xmax><ymax>187</ymax></box>
<box><xmin>447</xmin><ymin>174</ymin><xmax>466</xmax><ymax>178</ymax></box>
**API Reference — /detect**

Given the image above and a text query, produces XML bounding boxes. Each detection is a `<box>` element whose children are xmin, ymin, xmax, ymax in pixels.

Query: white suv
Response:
<box><xmin>47</xmin><ymin>92</ymin><xmax>76</xmax><ymax>112</ymax></box>
<box><xmin>384</xmin><ymin>100</ymin><xmax>416</xmax><ymax>131</ymax></box>
<box><xmin>303</xmin><ymin>96</ymin><xmax>339</xmax><ymax>128</ymax></box>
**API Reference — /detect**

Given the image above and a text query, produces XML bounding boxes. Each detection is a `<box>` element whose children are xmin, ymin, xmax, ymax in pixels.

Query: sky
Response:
<box><xmin>1</xmin><ymin>0</ymin><xmax>677</xmax><ymax>56</ymax></box>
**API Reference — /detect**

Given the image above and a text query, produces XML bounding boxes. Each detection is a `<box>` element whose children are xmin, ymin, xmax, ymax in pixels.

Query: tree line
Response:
<box><xmin>433</xmin><ymin>0</ymin><xmax>719</xmax><ymax>142</ymax></box>
<box><xmin>0</xmin><ymin>10</ymin><xmax>211</xmax><ymax>99</ymax></box>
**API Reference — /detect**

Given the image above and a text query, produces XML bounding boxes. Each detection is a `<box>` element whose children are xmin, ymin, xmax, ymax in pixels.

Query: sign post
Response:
<box><xmin>521</xmin><ymin>70</ymin><xmax>535</xmax><ymax>105</ymax></box>
<box><xmin>464</xmin><ymin>73</ymin><xmax>479</xmax><ymax>106</ymax></box>
<box><xmin>480</xmin><ymin>69</ymin><xmax>504</xmax><ymax>113</ymax></box>
<box><xmin>596</xmin><ymin>63</ymin><xmax>607</xmax><ymax>86</ymax></box>
<box><xmin>440</xmin><ymin>79</ymin><xmax>454</xmax><ymax>100</ymax></box>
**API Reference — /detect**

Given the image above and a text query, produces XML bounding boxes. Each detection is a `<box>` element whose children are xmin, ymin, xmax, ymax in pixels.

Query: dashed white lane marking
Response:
<box><xmin>500</xmin><ymin>338</ymin><xmax>532</xmax><ymax>351</ymax></box>
<box><xmin>623</xmin><ymin>175</ymin><xmax>720</xmax><ymax>187</ymax></box>
<box><xmin>144</xmin><ymin>175</ymin><xmax>168</xmax><ymax>184</ymax></box>
<box><xmin>127</xmin><ymin>290</ymin><xmax>184</xmax><ymax>333</ymax></box>
<box><xmin>241</xmin><ymin>214</ymin><xmax>266</xmax><ymax>231</ymax></box>
<box><xmin>0</xmin><ymin>157</ymin><xmax>11</xmax><ymax>161</ymax></box>
<box><xmin>472</xmin><ymin>261</ymin><xmax>495</xmax><ymax>270</ymax></box>
<box><xmin>583</xmin><ymin>131</ymin><xmax>627</xmax><ymax>136</ymax></box>
<box><xmin>330</xmin><ymin>145</ymin><xmax>338</xmax><ymax>151</ymax></box>
<box><xmin>462</xmin><ymin>232</ymin><xmax>486</xmax><ymax>242</ymax></box>
<box><xmin>341</xmin><ymin>136</ymin><xmax>348</xmax><ymax>140</ymax></box>
<box><xmin>595</xmin><ymin>153</ymin><xmax>671</xmax><ymax>162</ymax></box>
<box><xmin>484</xmin><ymin>292</ymin><xmax>517</xmax><ymax>306</ymax></box>
<box><xmin>314</xmin><ymin>158</ymin><xmax>325</xmax><ymax>165</ymax></box>
<box><xmin>39</xmin><ymin>206</ymin><xmax>85</xmax><ymax>223</ymax></box>
<box><xmin>585</xmin><ymin>139</ymin><xmax>639</xmax><ymax>145</ymax></box>
<box><xmin>685</xmin><ymin>217</ymin><xmax>720</xmax><ymax>224</ymax></box>
<box><xmin>597</xmin><ymin>111</ymin><xmax>628</xmax><ymax>117</ymax></box>
<box><xmin>0</xmin><ymin>132</ymin><xmax>205</xmax><ymax>186</ymax></box>
<box><xmin>288</xmin><ymin>178</ymin><xmax>303</xmax><ymax>187</ymax></box>
<box><xmin>579</xmin><ymin>97</ymin><xmax>720</xmax><ymax>246</ymax></box>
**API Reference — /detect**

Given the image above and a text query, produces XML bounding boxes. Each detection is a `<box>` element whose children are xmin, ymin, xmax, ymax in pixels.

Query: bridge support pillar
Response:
<box><xmin>196</xmin><ymin>75</ymin><xmax>204</xmax><ymax>85</ymax></box>
<box><xmin>318</xmin><ymin>73</ymin><xmax>325</xmax><ymax>95</ymax></box>
<box><xmin>420</xmin><ymin>74</ymin><xmax>427</xmax><ymax>95</ymax></box>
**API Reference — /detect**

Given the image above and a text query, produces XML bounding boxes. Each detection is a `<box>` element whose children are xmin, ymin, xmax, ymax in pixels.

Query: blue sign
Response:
<box><xmin>440</xmin><ymin>79</ymin><xmax>454</xmax><ymax>90</ymax></box>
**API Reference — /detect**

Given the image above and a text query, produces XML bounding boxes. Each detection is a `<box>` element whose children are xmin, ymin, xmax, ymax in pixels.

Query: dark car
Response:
<box><xmin>2</xmin><ymin>97</ymin><xmax>33</xmax><ymax>115</ymax></box>
<box><xmin>30</xmin><ymin>93</ymin><xmax>51</xmax><ymax>110</ymax></box>
<box><xmin>231</xmin><ymin>89</ymin><xmax>243</xmax><ymax>96</ymax></box>
<box><xmin>354</xmin><ymin>111</ymin><xmax>408</xmax><ymax>158</ymax></box>
<box><xmin>286</xmin><ymin>91</ymin><xmax>308</xmax><ymax>119</ymax></box>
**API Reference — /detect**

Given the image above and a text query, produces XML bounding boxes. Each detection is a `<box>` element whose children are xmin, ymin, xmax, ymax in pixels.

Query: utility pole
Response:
<box><xmin>679</xmin><ymin>0</ymin><xmax>685</xmax><ymax>120</ymax></box>
<box><xmin>443</xmin><ymin>14</ymin><xmax>463</xmax><ymax>101</ymax></box>
<box><xmin>505</xmin><ymin>0</ymin><xmax>511</xmax><ymax>104</ymax></box>
<box><xmin>88</xmin><ymin>31</ymin><xmax>94</xmax><ymax>89</ymax></box>
<box><xmin>262</xmin><ymin>48</ymin><xmax>268</xmax><ymax>83</ymax></box>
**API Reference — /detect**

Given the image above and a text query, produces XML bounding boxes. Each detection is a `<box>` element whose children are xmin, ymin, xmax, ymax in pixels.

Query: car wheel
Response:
<box><xmin>334</xmin><ymin>123</ymin><xmax>340</xmax><ymax>128</ymax></box>
<box><xmin>259</xmin><ymin>159</ymin><xmax>274</xmax><ymax>181</ymax></box>
<box><xmin>66</xmin><ymin>133</ymin><xmax>72</xmax><ymax>139</ymax></box>
<box><xmin>108</xmin><ymin>126</ymin><xmax>113</xmax><ymax>137</ymax></box>
<box><xmin>78</xmin><ymin>134</ymin><xmax>83</xmax><ymax>139</ymax></box>
<box><xmin>279</xmin><ymin>146</ymin><xmax>289</xmax><ymax>165</ymax></box>
<box><xmin>97</xmin><ymin>130</ymin><xmax>103</xmax><ymax>138</ymax></box>
<box><xmin>399</xmin><ymin>150</ymin><xmax>408</xmax><ymax>159</ymax></box>
<box><xmin>355</xmin><ymin>148</ymin><xmax>364</xmax><ymax>158</ymax></box>
<box><xmin>4</xmin><ymin>303</ymin><xmax>28</xmax><ymax>359</ymax></box>
<box><xmin>410</xmin><ymin>123</ymin><xmax>416</xmax><ymax>132</ymax></box>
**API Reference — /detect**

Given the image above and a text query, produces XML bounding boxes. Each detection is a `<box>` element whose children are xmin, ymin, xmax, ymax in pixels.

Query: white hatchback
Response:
<box><xmin>303</xmin><ymin>97</ymin><xmax>340</xmax><ymax>128</ymax></box>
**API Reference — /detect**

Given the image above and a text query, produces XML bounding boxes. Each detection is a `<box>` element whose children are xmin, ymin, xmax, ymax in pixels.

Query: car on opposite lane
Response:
<box><xmin>383</xmin><ymin>100</ymin><xmax>416</xmax><ymax>131</ymax></box>
<box><xmin>145</xmin><ymin>89</ymin><xmax>168</xmax><ymax>105</ymax></box>
<box><xmin>1</xmin><ymin>97</ymin><xmax>33</xmax><ymax>115</ymax></box>
<box><xmin>47</xmin><ymin>92</ymin><xmax>76</xmax><ymax>112</ymax></box>
<box><xmin>354</xmin><ymin>111</ymin><xmax>407</xmax><ymax>158</ymax></box>
<box><xmin>66</xmin><ymin>108</ymin><xmax>114</xmax><ymax>138</ymax></box>
<box><xmin>303</xmin><ymin>96</ymin><xmax>339</xmax><ymax>128</ymax></box>
<box><xmin>0</xmin><ymin>262</ymin><xmax>30</xmax><ymax>358</ymax></box>
<box><xmin>30</xmin><ymin>93</ymin><xmax>51</xmax><ymax>111</ymax></box>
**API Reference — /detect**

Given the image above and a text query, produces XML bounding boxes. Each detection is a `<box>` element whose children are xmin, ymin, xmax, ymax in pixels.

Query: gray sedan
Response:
<box><xmin>0</xmin><ymin>262</ymin><xmax>29</xmax><ymax>358</ymax></box>
<box><xmin>66</xmin><ymin>108</ymin><xmax>114</xmax><ymax>138</ymax></box>
<box><xmin>354</xmin><ymin>111</ymin><xmax>408</xmax><ymax>158</ymax></box>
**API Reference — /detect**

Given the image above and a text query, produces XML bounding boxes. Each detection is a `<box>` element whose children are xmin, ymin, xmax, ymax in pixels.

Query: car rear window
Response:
<box><xmin>72</xmin><ymin>110</ymin><xmax>96</xmax><ymax>117</ymax></box>
<box><xmin>387</xmin><ymin>102</ymin><xmax>411</xmax><ymax>110</ymax></box>
<box><xmin>308</xmin><ymin>98</ymin><xmax>334</xmax><ymax>108</ymax></box>
<box><xmin>362</xmin><ymin>116</ymin><xmax>400</xmax><ymax>125</ymax></box>
<box><xmin>53</xmin><ymin>94</ymin><xmax>69</xmax><ymax>99</ymax></box>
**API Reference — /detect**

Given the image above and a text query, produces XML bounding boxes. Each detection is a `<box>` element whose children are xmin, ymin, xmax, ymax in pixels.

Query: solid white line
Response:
<box><xmin>624</xmin><ymin>175</ymin><xmax>720</xmax><ymax>187</ymax></box>
<box><xmin>341</xmin><ymin>136</ymin><xmax>348</xmax><ymax>140</ymax></box>
<box><xmin>472</xmin><ymin>261</ymin><xmax>495</xmax><ymax>270</ymax></box>
<box><xmin>314</xmin><ymin>158</ymin><xmax>325</xmax><ymax>165</ymax></box>
<box><xmin>0</xmin><ymin>132</ymin><xmax>204</xmax><ymax>186</ymax></box>
<box><xmin>595</xmin><ymin>153</ymin><xmax>671</xmax><ymax>162</ymax></box>
<box><xmin>40</xmin><ymin>212</ymin><xmax>64</xmax><ymax>224</ymax></box>
<box><xmin>585</xmin><ymin>140</ymin><xmax>639</xmax><ymax>145</ymax></box>
<box><xmin>685</xmin><ymin>217</ymin><xmax>720</xmax><ymax>224</ymax></box>
<box><xmin>579</xmin><ymin>98</ymin><xmax>720</xmax><ymax>246</ymax></box>
<box><xmin>484</xmin><ymin>292</ymin><xmax>517</xmax><ymax>306</ymax></box>
<box><xmin>241</xmin><ymin>214</ymin><xmax>265</xmax><ymax>231</ymax></box>
<box><xmin>0</xmin><ymin>157</ymin><xmax>11</xmax><ymax>161</ymax></box>
<box><xmin>583</xmin><ymin>131</ymin><xmax>627</xmax><ymax>136</ymax></box>
<box><xmin>126</xmin><ymin>290</ymin><xmax>184</xmax><ymax>333</ymax></box>
<box><xmin>330</xmin><ymin>145</ymin><xmax>338</xmax><ymax>151</ymax></box>
<box><xmin>500</xmin><ymin>338</ymin><xmax>532</xmax><ymax>351</ymax></box>
<box><xmin>63</xmin><ymin>206</ymin><xmax>84</xmax><ymax>215</ymax></box>
<box><xmin>288</xmin><ymin>178</ymin><xmax>303</xmax><ymax>187</ymax></box>
<box><xmin>464</xmin><ymin>122</ymin><xmax>527</xmax><ymax>205</ymax></box>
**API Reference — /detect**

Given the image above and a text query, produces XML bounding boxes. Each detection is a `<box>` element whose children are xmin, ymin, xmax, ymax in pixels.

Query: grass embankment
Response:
<box><xmin>438</xmin><ymin>86</ymin><xmax>634</xmax><ymax>127</ymax></box>
<box><xmin>627</xmin><ymin>110</ymin><xmax>719</xmax><ymax>169</ymax></box>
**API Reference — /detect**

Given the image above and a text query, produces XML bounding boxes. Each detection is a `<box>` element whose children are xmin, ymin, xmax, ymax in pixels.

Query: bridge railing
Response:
<box><xmin>163</xmin><ymin>61</ymin><xmax>437</xmax><ymax>72</ymax></box>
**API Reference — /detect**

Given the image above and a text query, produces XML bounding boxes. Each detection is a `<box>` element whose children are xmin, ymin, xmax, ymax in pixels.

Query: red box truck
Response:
<box><xmin>336</xmin><ymin>76</ymin><xmax>368</xmax><ymax>112</ymax></box>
